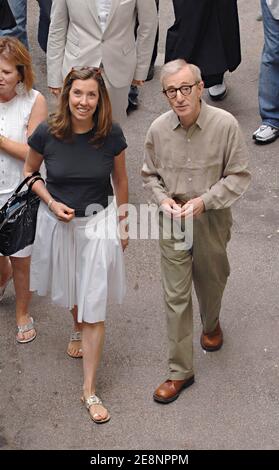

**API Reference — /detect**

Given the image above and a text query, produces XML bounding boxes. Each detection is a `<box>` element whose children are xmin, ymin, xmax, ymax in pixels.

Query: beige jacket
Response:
<box><xmin>47</xmin><ymin>0</ymin><xmax>158</xmax><ymax>88</ymax></box>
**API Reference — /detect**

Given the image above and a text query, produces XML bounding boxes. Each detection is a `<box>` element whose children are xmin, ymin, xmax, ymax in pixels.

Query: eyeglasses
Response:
<box><xmin>162</xmin><ymin>83</ymin><xmax>199</xmax><ymax>99</ymax></box>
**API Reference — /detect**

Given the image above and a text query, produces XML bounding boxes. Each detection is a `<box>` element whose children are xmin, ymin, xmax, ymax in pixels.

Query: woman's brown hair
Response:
<box><xmin>49</xmin><ymin>67</ymin><xmax>112</xmax><ymax>145</ymax></box>
<box><xmin>0</xmin><ymin>36</ymin><xmax>34</xmax><ymax>91</ymax></box>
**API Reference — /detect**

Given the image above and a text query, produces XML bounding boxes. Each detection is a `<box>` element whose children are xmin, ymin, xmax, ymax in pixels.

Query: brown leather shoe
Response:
<box><xmin>200</xmin><ymin>322</ymin><xmax>223</xmax><ymax>351</ymax></box>
<box><xmin>153</xmin><ymin>376</ymin><xmax>195</xmax><ymax>404</ymax></box>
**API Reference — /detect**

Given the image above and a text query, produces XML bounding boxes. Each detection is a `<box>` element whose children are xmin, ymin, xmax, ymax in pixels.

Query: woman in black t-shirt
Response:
<box><xmin>24</xmin><ymin>67</ymin><xmax>129</xmax><ymax>424</ymax></box>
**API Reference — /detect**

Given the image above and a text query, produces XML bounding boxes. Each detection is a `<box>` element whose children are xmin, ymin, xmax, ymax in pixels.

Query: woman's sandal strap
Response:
<box><xmin>17</xmin><ymin>317</ymin><xmax>35</xmax><ymax>333</ymax></box>
<box><xmin>84</xmin><ymin>394</ymin><xmax>102</xmax><ymax>410</ymax></box>
<box><xmin>70</xmin><ymin>331</ymin><xmax>81</xmax><ymax>342</ymax></box>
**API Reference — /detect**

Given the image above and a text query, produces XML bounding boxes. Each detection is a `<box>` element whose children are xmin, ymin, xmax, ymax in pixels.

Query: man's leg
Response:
<box><xmin>254</xmin><ymin>0</ymin><xmax>279</xmax><ymax>143</ymax></box>
<box><xmin>192</xmin><ymin>209</ymin><xmax>232</xmax><ymax>340</ymax></box>
<box><xmin>0</xmin><ymin>0</ymin><xmax>28</xmax><ymax>48</ymax></box>
<box><xmin>128</xmin><ymin>0</ymin><xmax>159</xmax><ymax>110</ymax></box>
<box><xmin>146</xmin><ymin>0</ymin><xmax>159</xmax><ymax>81</ymax></box>
<box><xmin>37</xmin><ymin>0</ymin><xmax>52</xmax><ymax>52</ymax></box>
<box><xmin>127</xmin><ymin>84</ymin><xmax>139</xmax><ymax>113</ymax></box>
<box><xmin>153</xmin><ymin>215</ymin><xmax>195</xmax><ymax>403</ymax></box>
<box><xmin>159</xmin><ymin>215</ymin><xmax>194</xmax><ymax>380</ymax></box>
<box><xmin>102</xmin><ymin>72</ymin><xmax>129</xmax><ymax>125</ymax></box>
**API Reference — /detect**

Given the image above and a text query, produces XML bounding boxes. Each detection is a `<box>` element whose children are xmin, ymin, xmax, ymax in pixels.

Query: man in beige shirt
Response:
<box><xmin>142</xmin><ymin>59</ymin><xmax>250</xmax><ymax>404</ymax></box>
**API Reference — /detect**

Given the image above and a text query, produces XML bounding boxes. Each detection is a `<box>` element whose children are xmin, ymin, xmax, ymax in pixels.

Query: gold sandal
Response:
<box><xmin>81</xmin><ymin>394</ymin><xmax>110</xmax><ymax>424</ymax></box>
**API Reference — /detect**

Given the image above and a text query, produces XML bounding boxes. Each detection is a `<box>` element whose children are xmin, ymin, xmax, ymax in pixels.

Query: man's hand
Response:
<box><xmin>48</xmin><ymin>87</ymin><xmax>61</xmax><ymax>97</ymax></box>
<box><xmin>132</xmin><ymin>79</ymin><xmax>144</xmax><ymax>86</ymax></box>
<box><xmin>160</xmin><ymin>198</ymin><xmax>183</xmax><ymax>217</ymax></box>
<box><xmin>160</xmin><ymin>197</ymin><xmax>205</xmax><ymax>219</ymax></box>
<box><xmin>180</xmin><ymin>197</ymin><xmax>205</xmax><ymax>218</ymax></box>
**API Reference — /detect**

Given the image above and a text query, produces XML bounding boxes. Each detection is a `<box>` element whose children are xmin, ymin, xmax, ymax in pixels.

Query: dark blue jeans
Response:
<box><xmin>0</xmin><ymin>0</ymin><xmax>28</xmax><ymax>48</ymax></box>
<box><xmin>259</xmin><ymin>0</ymin><xmax>279</xmax><ymax>128</ymax></box>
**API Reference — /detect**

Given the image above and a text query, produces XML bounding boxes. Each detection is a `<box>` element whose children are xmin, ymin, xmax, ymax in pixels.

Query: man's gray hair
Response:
<box><xmin>160</xmin><ymin>59</ymin><xmax>202</xmax><ymax>87</ymax></box>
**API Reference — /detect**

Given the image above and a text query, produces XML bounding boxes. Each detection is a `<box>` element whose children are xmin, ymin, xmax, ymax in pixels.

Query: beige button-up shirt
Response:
<box><xmin>142</xmin><ymin>100</ymin><xmax>251</xmax><ymax>210</ymax></box>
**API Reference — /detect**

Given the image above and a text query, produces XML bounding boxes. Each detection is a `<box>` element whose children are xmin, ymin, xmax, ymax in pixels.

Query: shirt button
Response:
<box><xmin>187</xmin><ymin>139</ymin><xmax>191</xmax><ymax>142</ymax></box>
<box><xmin>188</xmin><ymin>177</ymin><xmax>192</xmax><ymax>182</ymax></box>
<box><xmin>187</xmin><ymin>158</ymin><xmax>191</xmax><ymax>162</ymax></box>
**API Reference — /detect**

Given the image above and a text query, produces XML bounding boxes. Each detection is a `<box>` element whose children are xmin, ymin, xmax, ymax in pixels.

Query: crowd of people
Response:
<box><xmin>0</xmin><ymin>0</ymin><xmax>278</xmax><ymax>424</ymax></box>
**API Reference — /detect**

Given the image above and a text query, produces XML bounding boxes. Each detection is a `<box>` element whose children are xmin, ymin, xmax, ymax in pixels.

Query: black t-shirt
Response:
<box><xmin>28</xmin><ymin>121</ymin><xmax>127</xmax><ymax>215</ymax></box>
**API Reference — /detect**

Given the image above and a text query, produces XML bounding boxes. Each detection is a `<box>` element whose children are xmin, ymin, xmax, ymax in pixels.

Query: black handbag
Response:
<box><xmin>0</xmin><ymin>0</ymin><xmax>16</xmax><ymax>30</ymax></box>
<box><xmin>0</xmin><ymin>172</ymin><xmax>44</xmax><ymax>256</ymax></box>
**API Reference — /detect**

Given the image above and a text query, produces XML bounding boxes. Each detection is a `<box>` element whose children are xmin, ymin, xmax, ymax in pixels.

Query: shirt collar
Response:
<box><xmin>170</xmin><ymin>99</ymin><xmax>208</xmax><ymax>131</ymax></box>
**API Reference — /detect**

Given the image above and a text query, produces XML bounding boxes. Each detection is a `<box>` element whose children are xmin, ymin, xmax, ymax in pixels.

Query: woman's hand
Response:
<box><xmin>120</xmin><ymin>237</ymin><xmax>129</xmax><ymax>252</ymax></box>
<box><xmin>118</xmin><ymin>219</ymin><xmax>129</xmax><ymax>252</ymax></box>
<box><xmin>50</xmin><ymin>201</ymin><xmax>75</xmax><ymax>222</ymax></box>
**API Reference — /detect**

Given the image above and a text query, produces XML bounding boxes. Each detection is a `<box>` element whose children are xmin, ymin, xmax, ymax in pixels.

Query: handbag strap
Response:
<box><xmin>28</xmin><ymin>176</ymin><xmax>44</xmax><ymax>192</ymax></box>
<box><xmin>26</xmin><ymin>176</ymin><xmax>45</xmax><ymax>205</ymax></box>
<box><xmin>14</xmin><ymin>171</ymin><xmax>41</xmax><ymax>194</ymax></box>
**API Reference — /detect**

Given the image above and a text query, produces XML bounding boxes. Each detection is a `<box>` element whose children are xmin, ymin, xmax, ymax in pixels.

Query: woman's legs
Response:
<box><xmin>82</xmin><ymin>321</ymin><xmax>108</xmax><ymax>421</ymax></box>
<box><xmin>10</xmin><ymin>256</ymin><xmax>34</xmax><ymax>342</ymax></box>
<box><xmin>67</xmin><ymin>305</ymin><xmax>83</xmax><ymax>358</ymax></box>
<box><xmin>0</xmin><ymin>256</ymin><xmax>13</xmax><ymax>290</ymax></box>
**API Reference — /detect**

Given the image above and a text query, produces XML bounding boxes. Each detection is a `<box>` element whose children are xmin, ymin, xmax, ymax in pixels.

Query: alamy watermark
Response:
<box><xmin>84</xmin><ymin>200</ymin><xmax>193</xmax><ymax>251</ymax></box>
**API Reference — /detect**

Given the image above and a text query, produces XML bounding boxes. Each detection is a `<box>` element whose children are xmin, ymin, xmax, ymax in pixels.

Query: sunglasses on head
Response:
<box><xmin>71</xmin><ymin>66</ymin><xmax>103</xmax><ymax>76</ymax></box>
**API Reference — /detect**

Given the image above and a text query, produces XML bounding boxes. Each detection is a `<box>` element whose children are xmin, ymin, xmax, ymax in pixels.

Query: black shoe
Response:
<box><xmin>126</xmin><ymin>99</ymin><xmax>138</xmax><ymax>114</ymax></box>
<box><xmin>146</xmin><ymin>64</ymin><xmax>155</xmax><ymax>82</ymax></box>
<box><xmin>127</xmin><ymin>84</ymin><xmax>139</xmax><ymax>114</ymax></box>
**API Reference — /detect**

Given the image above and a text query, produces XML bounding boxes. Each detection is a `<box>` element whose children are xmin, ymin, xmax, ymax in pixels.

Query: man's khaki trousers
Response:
<box><xmin>159</xmin><ymin>208</ymin><xmax>232</xmax><ymax>380</ymax></box>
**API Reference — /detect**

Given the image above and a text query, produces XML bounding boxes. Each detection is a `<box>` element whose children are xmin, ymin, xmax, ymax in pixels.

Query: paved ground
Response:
<box><xmin>0</xmin><ymin>0</ymin><xmax>279</xmax><ymax>451</ymax></box>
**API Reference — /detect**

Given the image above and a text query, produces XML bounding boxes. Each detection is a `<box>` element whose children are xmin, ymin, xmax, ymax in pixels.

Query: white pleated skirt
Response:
<box><xmin>30</xmin><ymin>201</ymin><xmax>126</xmax><ymax>323</ymax></box>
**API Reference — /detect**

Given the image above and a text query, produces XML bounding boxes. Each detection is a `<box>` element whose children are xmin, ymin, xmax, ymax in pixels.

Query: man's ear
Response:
<box><xmin>197</xmin><ymin>80</ymin><xmax>204</xmax><ymax>97</ymax></box>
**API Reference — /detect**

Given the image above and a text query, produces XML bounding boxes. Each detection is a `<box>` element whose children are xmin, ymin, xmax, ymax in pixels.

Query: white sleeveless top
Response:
<box><xmin>0</xmin><ymin>89</ymin><xmax>39</xmax><ymax>196</ymax></box>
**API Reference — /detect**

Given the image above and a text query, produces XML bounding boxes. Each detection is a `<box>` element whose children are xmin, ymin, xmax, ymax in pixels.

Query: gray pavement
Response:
<box><xmin>0</xmin><ymin>0</ymin><xmax>279</xmax><ymax>451</ymax></box>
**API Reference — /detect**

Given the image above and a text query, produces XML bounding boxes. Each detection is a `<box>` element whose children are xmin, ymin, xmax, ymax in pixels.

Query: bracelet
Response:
<box><xmin>47</xmin><ymin>198</ymin><xmax>54</xmax><ymax>211</ymax></box>
<box><xmin>0</xmin><ymin>134</ymin><xmax>6</xmax><ymax>146</ymax></box>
